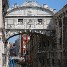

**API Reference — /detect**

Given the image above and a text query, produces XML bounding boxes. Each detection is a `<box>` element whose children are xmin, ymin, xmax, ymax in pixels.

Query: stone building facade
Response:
<box><xmin>5</xmin><ymin>1</ymin><xmax>55</xmax><ymax>30</ymax></box>
<box><xmin>54</xmin><ymin>4</ymin><xmax>67</xmax><ymax>67</ymax></box>
<box><xmin>0</xmin><ymin>0</ymin><xmax>9</xmax><ymax>67</ymax></box>
<box><xmin>30</xmin><ymin>33</ymin><xmax>56</xmax><ymax>67</ymax></box>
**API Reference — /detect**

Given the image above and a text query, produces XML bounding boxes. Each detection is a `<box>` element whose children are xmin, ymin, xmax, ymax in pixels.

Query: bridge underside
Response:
<box><xmin>6</xmin><ymin>30</ymin><xmax>59</xmax><ymax>67</ymax></box>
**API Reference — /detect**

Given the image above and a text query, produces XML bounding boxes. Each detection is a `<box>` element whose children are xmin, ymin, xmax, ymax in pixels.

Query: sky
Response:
<box><xmin>8</xmin><ymin>0</ymin><xmax>67</xmax><ymax>43</ymax></box>
<box><xmin>9</xmin><ymin>0</ymin><xmax>67</xmax><ymax>11</ymax></box>
<box><xmin>8</xmin><ymin>35</ymin><xmax>19</xmax><ymax>43</ymax></box>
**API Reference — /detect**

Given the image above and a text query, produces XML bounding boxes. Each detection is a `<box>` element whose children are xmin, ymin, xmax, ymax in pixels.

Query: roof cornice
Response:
<box><xmin>7</xmin><ymin>6</ymin><xmax>54</xmax><ymax>15</ymax></box>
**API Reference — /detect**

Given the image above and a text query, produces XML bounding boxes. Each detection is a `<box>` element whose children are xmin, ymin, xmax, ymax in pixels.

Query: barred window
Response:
<box><xmin>37</xmin><ymin>19</ymin><xmax>43</xmax><ymax>24</ymax></box>
<box><xmin>18</xmin><ymin>19</ymin><xmax>23</xmax><ymax>24</ymax></box>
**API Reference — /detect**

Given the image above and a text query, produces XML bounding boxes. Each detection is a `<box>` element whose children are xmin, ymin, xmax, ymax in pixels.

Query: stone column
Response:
<box><xmin>0</xmin><ymin>0</ymin><xmax>3</xmax><ymax>29</ymax></box>
<box><xmin>61</xmin><ymin>17</ymin><xmax>64</xmax><ymax>67</ymax></box>
<box><xmin>0</xmin><ymin>0</ymin><xmax>4</xmax><ymax>67</ymax></box>
<box><xmin>0</xmin><ymin>32</ymin><xmax>4</xmax><ymax>67</ymax></box>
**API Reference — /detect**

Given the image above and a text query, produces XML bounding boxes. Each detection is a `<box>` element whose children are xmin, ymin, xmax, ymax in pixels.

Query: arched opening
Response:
<box><xmin>5</xmin><ymin>32</ymin><xmax>55</xmax><ymax>67</ymax></box>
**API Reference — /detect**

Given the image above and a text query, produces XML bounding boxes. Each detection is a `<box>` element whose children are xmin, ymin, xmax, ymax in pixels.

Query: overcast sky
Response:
<box><xmin>9</xmin><ymin>0</ymin><xmax>67</xmax><ymax>11</ymax></box>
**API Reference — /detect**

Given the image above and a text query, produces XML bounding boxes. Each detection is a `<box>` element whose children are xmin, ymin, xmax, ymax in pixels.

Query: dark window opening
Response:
<box><xmin>66</xmin><ymin>10</ymin><xmax>67</xmax><ymax>14</ymax></box>
<box><xmin>58</xmin><ymin>59</ymin><xmax>61</xmax><ymax>66</ymax></box>
<box><xmin>46</xmin><ymin>40</ymin><xmax>49</xmax><ymax>47</ymax></box>
<box><xmin>63</xmin><ymin>17</ymin><xmax>67</xmax><ymax>25</ymax></box>
<box><xmin>52</xmin><ymin>43</ymin><xmax>57</xmax><ymax>50</ymax></box>
<box><xmin>52</xmin><ymin>59</ymin><xmax>55</xmax><ymax>66</ymax></box>
<box><xmin>47</xmin><ymin>59</ymin><xmax>50</xmax><ymax>66</ymax></box>
<box><xmin>42</xmin><ymin>41</ymin><xmax>46</xmax><ymax>47</ymax></box>
<box><xmin>38</xmin><ymin>19</ymin><xmax>43</xmax><ymax>24</ymax></box>
<box><xmin>18</xmin><ymin>19</ymin><xmax>23</xmax><ymax>22</ymax></box>
<box><xmin>18</xmin><ymin>19</ymin><xmax>23</xmax><ymax>24</ymax></box>
<box><xmin>59</xmin><ymin>19</ymin><xmax>62</xmax><ymax>27</ymax></box>
<box><xmin>59</xmin><ymin>37</ymin><xmax>62</xmax><ymax>45</ymax></box>
<box><xmin>42</xmin><ymin>58</ymin><xmax>45</xmax><ymax>65</ymax></box>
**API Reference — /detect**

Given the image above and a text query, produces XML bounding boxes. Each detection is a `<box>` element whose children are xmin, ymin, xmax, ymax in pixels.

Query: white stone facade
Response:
<box><xmin>5</xmin><ymin>1</ymin><xmax>55</xmax><ymax>30</ymax></box>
